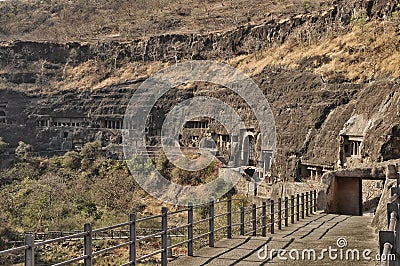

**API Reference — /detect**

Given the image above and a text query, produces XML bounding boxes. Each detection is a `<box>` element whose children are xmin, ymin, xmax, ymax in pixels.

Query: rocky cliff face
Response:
<box><xmin>1</xmin><ymin>0</ymin><xmax>393</xmax><ymax>85</ymax></box>
<box><xmin>1</xmin><ymin>0</ymin><xmax>400</xmax><ymax>180</ymax></box>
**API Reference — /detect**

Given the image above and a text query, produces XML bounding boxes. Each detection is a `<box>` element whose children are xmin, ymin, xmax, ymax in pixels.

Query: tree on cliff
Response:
<box><xmin>0</xmin><ymin>137</ymin><xmax>8</xmax><ymax>155</ymax></box>
<box><xmin>80</xmin><ymin>141</ymin><xmax>102</xmax><ymax>160</ymax></box>
<box><xmin>155</xmin><ymin>149</ymin><xmax>170</xmax><ymax>178</ymax></box>
<box><xmin>15</xmin><ymin>141</ymin><xmax>33</xmax><ymax>161</ymax></box>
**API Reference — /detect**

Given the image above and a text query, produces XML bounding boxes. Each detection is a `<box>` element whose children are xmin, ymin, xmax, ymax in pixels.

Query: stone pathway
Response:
<box><xmin>170</xmin><ymin>213</ymin><xmax>379</xmax><ymax>265</ymax></box>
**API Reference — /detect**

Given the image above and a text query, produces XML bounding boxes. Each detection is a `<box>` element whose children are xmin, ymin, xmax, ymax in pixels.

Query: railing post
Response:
<box><xmin>388</xmin><ymin>203</ymin><xmax>398</xmax><ymax>229</ymax></box>
<box><xmin>252</xmin><ymin>204</ymin><xmax>257</xmax><ymax>236</ymax></box>
<box><xmin>301</xmin><ymin>193</ymin><xmax>305</xmax><ymax>219</ymax></box>
<box><xmin>209</xmin><ymin>199</ymin><xmax>215</xmax><ymax>247</ymax></box>
<box><xmin>314</xmin><ymin>190</ymin><xmax>317</xmax><ymax>212</ymax></box>
<box><xmin>167</xmin><ymin>236</ymin><xmax>172</xmax><ymax>259</ymax></box>
<box><xmin>270</xmin><ymin>200</ymin><xmax>275</xmax><ymax>234</ymax></box>
<box><xmin>208</xmin><ymin>199</ymin><xmax>215</xmax><ymax>247</ymax></box>
<box><xmin>278</xmin><ymin>198</ymin><xmax>282</xmax><ymax>230</ymax></box>
<box><xmin>296</xmin><ymin>194</ymin><xmax>300</xmax><ymax>221</ymax></box>
<box><xmin>84</xmin><ymin>223</ymin><xmax>92</xmax><ymax>266</ymax></box>
<box><xmin>24</xmin><ymin>234</ymin><xmax>34</xmax><ymax>266</ymax></box>
<box><xmin>129</xmin><ymin>214</ymin><xmax>136</xmax><ymax>265</ymax></box>
<box><xmin>396</xmin><ymin>207</ymin><xmax>400</xmax><ymax>265</ymax></box>
<box><xmin>310</xmin><ymin>192</ymin><xmax>313</xmax><ymax>215</ymax></box>
<box><xmin>188</xmin><ymin>203</ymin><xmax>193</xmax><ymax>256</ymax></box>
<box><xmin>240</xmin><ymin>201</ymin><xmax>245</xmax><ymax>236</ymax></box>
<box><xmin>290</xmin><ymin>195</ymin><xmax>295</xmax><ymax>224</ymax></box>
<box><xmin>161</xmin><ymin>207</ymin><xmax>168</xmax><ymax>266</ymax></box>
<box><xmin>379</xmin><ymin>231</ymin><xmax>395</xmax><ymax>265</ymax></box>
<box><xmin>284</xmin><ymin>197</ymin><xmax>289</xmax><ymax>227</ymax></box>
<box><xmin>306</xmin><ymin>192</ymin><xmax>309</xmax><ymax>217</ymax></box>
<box><xmin>262</xmin><ymin>202</ymin><xmax>267</xmax><ymax>237</ymax></box>
<box><xmin>227</xmin><ymin>193</ymin><xmax>232</xmax><ymax>239</ymax></box>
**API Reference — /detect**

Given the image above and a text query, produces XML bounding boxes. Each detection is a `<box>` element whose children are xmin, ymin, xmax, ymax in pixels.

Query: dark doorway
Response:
<box><xmin>328</xmin><ymin>177</ymin><xmax>385</xmax><ymax>216</ymax></box>
<box><xmin>329</xmin><ymin>177</ymin><xmax>362</xmax><ymax>216</ymax></box>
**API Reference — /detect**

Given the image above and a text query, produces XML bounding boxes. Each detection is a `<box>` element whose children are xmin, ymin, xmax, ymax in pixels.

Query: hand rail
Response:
<box><xmin>0</xmin><ymin>245</ymin><xmax>29</xmax><ymax>255</ymax></box>
<box><xmin>0</xmin><ymin>190</ymin><xmax>318</xmax><ymax>266</ymax></box>
<box><xmin>379</xmin><ymin>180</ymin><xmax>400</xmax><ymax>266</ymax></box>
<box><xmin>92</xmin><ymin>222</ymin><xmax>131</xmax><ymax>233</ymax></box>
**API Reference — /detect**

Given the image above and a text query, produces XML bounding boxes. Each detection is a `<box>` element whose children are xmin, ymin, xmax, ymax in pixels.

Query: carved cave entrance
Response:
<box><xmin>328</xmin><ymin>176</ymin><xmax>385</xmax><ymax>216</ymax></box>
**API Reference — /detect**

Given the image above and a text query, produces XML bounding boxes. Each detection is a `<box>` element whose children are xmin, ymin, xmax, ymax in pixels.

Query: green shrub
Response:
<box><xmin>15</xmin><ymin>141</ymin><xmax>33</xmax><ymax>161</ymax></box>
<box><xmin>80</xmin><ymin>141</ymin><xmax>102</xmax><ymax>160</ymax></box>
<box><xmin>62</xmin><ymin>151</ymin><xmax>81</xmax><ymax>169</ymax></box>
<box><xmin>0</xmin><ymin>137</ymin><xmax>8</xmax><ymax>155</ymax></box>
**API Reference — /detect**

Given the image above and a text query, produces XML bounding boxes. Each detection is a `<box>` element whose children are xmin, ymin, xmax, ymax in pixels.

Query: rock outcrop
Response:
<box><xmin>1</xmin><ymin>0</ymin><xmax>400</xmax><ymax>181</ymax></box>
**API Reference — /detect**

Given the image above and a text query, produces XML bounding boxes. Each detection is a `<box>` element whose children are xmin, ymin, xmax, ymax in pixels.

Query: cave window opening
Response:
<box><xmin>184</xmin><ymin>120</ymin><xmax>209</xmax><ymax>129</ymax></box>
<box><xmin>351</xmin><ymin>141</ymin><xmax>361</xmax><ymax>156</ymax></box>
<box><xmin>245</xmin><ymin>135</ymin><xmax>255</xmax><ymax>166</ymax></box>
<box><xmin>0</xmin><ymin>110</ymin><xmax>6</xmax><ymax>124</ymax></box>
<box><xmin>344</xmin><ymin>144</ymin><xmax>350</xmax><ymax>156</ymax></box>
<box><xmin>37</xmin><ymin>120</ymin><xmax>49</xmax><ymax>127</ymax></box>
<box><xmin>221</xmin><ymin>135</ymin><xmax>230</xmax><ymax>142</ymax></box>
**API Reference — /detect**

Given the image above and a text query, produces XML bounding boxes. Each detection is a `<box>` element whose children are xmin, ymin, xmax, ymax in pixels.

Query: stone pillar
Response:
<box><xmin>386</xmin><ymin>164</ymin><xmax>397</xmax><ymax>179</ymax></box>
<box><xmin>338</xmin><ymin>136</ymin><xmax>345</xmax><ymax>168</ymax></box>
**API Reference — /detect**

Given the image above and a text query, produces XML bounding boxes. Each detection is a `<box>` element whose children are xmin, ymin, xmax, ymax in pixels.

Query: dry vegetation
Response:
<box><xmin>231</xmin><ymin>18</ymin><xmax>400</xmax><ymax>83</ymax></box>
<box><xmin>0</xmin><ymin>0</ymin><xmax>326</xmax><ymax>42</ymax></box>
<box><xmin>58</xmin><ymin>60</ymin><xmax>169</xmax><ymax>91</ymax></box>
<box><xmin>57</xmin><ymin>16</ymin><xmax>400</xmax><ymax>92</ymax></box>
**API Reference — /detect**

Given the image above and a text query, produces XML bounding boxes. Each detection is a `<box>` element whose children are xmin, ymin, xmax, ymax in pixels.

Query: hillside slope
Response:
<box><xmin>0</xmin><ymin>0</ymin><xmax>326</xmax><ymax>41</ymax></box>
<box><xmin>0</xmin><ymin>0</ymin><xmax>400</xmax><ymax>181</ymax></box>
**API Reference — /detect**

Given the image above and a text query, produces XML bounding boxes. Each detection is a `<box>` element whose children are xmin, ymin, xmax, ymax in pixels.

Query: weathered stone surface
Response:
<box><xmin>318</xmin><ymin>161</ymin><xmax>400</xmax><ymax>229</ymax></box>
<box><xmin>270</xmin><ymin>181</ymin><xmax>316</xmax><ymax>202</ymax></box>
<box><xmin>371</xmin><ymin>179</ymin><xmax>396</xmax><ymax>232</ymax></box>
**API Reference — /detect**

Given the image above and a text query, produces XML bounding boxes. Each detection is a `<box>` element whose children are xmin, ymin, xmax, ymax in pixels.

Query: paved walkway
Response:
<box><xmin>170</xmin><ymin>213</ymin><xmax>379</xmax><ymax>265</ymax></box>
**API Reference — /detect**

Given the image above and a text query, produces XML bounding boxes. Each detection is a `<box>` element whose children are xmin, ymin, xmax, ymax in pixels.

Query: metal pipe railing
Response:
<box><xmin>0</xmin><ymin>190</ymin><xmax>317</xmax><ymax>266</ymax></box>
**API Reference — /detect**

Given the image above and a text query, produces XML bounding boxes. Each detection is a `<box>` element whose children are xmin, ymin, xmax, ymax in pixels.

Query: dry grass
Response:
<box><xmin>0</xmin><ymin>0</ymin><xmax>326</xmax><ymax>42</ymax></box>
<box><xmin>55</xmin><ymin>60</ymin><xmax>169</xmax><ymax>91</ymax></box>
<box><xmin>231</xmin><ymin>19</ymin><xmax>400</xmax><ymax>82</ymax></box>
<box><xmin>37</xmin><ymin>16</ymin><xmax>400</xmax><ymax>93</ymax></box>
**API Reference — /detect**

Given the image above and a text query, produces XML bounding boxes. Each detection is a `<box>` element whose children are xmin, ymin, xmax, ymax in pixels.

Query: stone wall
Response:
<box><xmin>318</xmin><ymin>161</ymin><xmax>400</xmax><ymax>227</ymax></box>
<box><xmin>371</xmin><ymin>179</ymin><xmax>397</xmax><ymax>232</ymax></box>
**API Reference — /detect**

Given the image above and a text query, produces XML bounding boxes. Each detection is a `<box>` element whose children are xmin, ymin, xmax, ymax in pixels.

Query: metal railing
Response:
<box><xmin>0</xmin><ymin>190</ymin><xmax>317</xmax><ymax>266</ymax></box>
<box><xmin>379</xmin><ymin>178</ymin><xmax>400</xmax><ymax>266</ymax></box>
<box><xmin>8</xmin><ymin>227</ymin><xmax>186</xmax><ymax>246</ymax></box>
